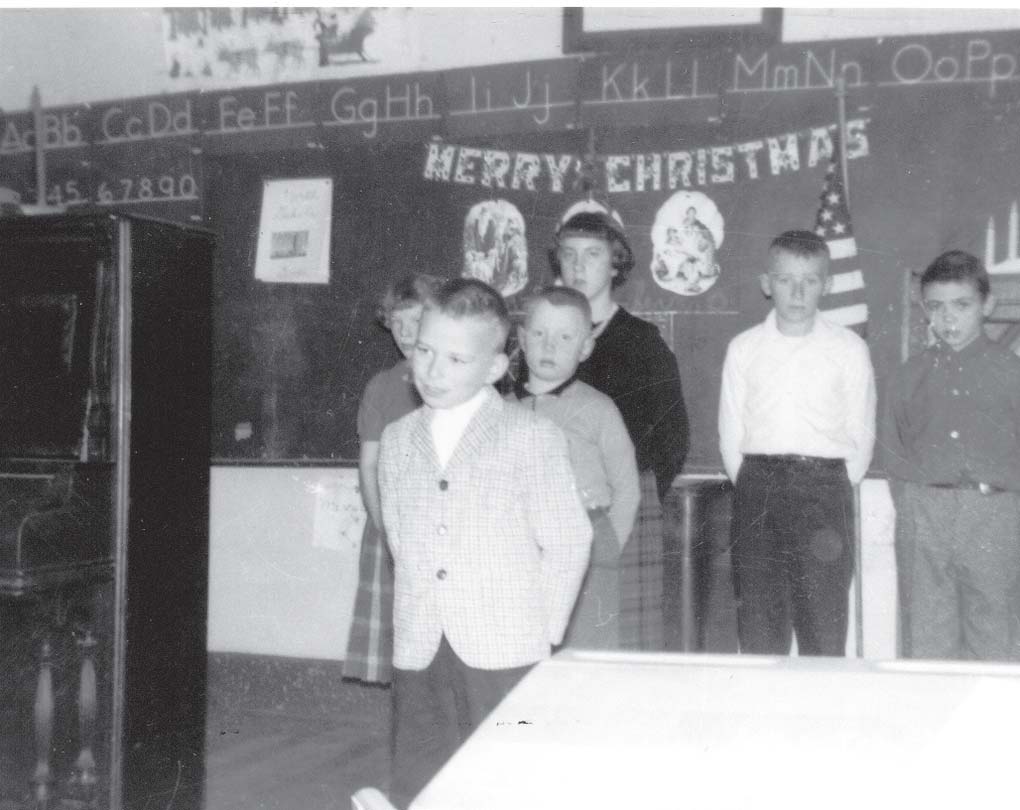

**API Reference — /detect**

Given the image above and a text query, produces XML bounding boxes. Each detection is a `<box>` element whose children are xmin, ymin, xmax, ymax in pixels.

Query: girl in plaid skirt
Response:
<box><xmin>343</xmin><ymin>273</ymin><xmax>440</xmax><ymax>683</ymax></box>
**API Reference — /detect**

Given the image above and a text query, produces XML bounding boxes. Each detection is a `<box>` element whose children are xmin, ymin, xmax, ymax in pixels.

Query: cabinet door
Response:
<box><xmin>0</xmin><ymin>232</ymin><xmax>109</xmax><ymax>460</ymax></box>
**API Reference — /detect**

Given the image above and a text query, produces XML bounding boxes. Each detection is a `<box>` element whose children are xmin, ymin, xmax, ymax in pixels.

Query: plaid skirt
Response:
<box><xmin>618</xmin><ymin>470</ymin><xmax>665</xmax><ymax>650</ymax></box>
<box><xmin>342</xmin><ymin>520</ymin><xmax>394</xmax><ymax>684</ymax></box>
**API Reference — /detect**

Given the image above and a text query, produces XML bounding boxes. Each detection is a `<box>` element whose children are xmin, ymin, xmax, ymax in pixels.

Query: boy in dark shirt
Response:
<box><xmin>886</xmin><ymin>250</ymin><xmax>1020</xmax><ymax>661</ymax></box>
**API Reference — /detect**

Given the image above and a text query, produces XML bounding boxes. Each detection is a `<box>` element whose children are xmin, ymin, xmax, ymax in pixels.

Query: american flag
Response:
<box><xmin>815</xmin><ymin>146</ymin><xmax>868</xmax><ymax>336</ymax></box>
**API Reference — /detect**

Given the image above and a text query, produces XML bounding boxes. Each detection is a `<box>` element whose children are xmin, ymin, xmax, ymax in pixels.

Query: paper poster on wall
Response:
<box><xmin>462</xmin><ymin>199</ymin><xmax>528</xmax><ymax>297</ymax></box>
<box><xmin>255</xmin><ymin>177</ymin><xmax>333</xmax><ymax>284</ymax></box>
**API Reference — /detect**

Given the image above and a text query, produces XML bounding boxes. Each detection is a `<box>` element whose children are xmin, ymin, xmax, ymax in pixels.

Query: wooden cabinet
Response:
<box><xmin>0</xmin><ymin>213</ymin><xmax>213</xmax><ymax>810</ymax></box>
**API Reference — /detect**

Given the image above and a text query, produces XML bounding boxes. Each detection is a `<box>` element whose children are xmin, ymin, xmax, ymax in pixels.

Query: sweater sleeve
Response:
<box><xmin>527</xmin><ymin>417</ymin><xmax>593</xmax><ymax>646</ymax></box>
<box><xmin>639</xmin><ymin>322</ymin><xmax>689</xmax><ymax>498</ymax></box>
<box><xmin>599</xmin><ymin>399</ymin><xmax>641</xmax><ymax>548</ymax></box>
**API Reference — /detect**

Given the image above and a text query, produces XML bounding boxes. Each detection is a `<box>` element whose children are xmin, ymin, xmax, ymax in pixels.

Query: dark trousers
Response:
<box><xmin>390</xmin><ymin>635</ymin><xmax>533</xmax><ymax>809</ymax></box>
<box><xmin>730</xmin><ymin>455</ymin><xmax>854</xmax><ymax>656</ymax></box>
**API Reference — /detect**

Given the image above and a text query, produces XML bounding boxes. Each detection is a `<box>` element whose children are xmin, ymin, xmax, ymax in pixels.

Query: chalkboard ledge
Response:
<box><xmin>210</xmin><ymin>458</ymin><xmax>357</xmax><ymax>468</ymax></box>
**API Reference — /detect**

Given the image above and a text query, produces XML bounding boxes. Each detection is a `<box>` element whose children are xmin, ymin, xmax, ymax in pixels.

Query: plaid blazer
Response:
<box><xmin>379</xmin><ymin>387</ymin><xmax>592</xmax><ymax>670</ymax></box>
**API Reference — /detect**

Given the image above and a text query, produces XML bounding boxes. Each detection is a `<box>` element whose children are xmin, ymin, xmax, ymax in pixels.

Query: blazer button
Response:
<box><xmin>439</xmin><ymin>479</ymin><xmax>449</xmax><ymax>491</ymax></box>
<box><xmin>436</xmin><ymin>568</ymin><xmax>447</xmax><ymax>580</ymax></box>
<box><xmin>437</xmin><ymin>524</ymin><xmax>447</xmax><ymax>536</ymax></box>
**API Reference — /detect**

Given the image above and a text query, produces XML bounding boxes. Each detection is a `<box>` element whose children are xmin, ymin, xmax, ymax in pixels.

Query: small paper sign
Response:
<box><xmin>255</xmin><ymin>177</ymin><xmax>333</xmax><ymax>284</ymax></box>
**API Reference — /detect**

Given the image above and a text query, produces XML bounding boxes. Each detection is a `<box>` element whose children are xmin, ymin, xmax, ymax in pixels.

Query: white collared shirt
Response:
<box><xmin>430</xmin><ymin>386</ymin><xmax>490</xmax><ymax>469</ymax></box>
<box><xmin>718</xmin><ymin>310</ymin><xmax>876</xmax><ymax>484</ymax></box>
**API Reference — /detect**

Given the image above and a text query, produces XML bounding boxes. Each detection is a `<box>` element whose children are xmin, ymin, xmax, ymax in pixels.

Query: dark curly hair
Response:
<box><xmin>920</xmin><ymin>250</ymin><xmax>990</xmax><ymax>300</ymax></box>
<box><xmin>548</xmin><ymin>211</ymin><xmax>635</xmax><ymax>289</ymax></box>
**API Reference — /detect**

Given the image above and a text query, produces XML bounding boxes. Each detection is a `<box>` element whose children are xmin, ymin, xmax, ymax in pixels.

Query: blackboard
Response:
<box><xmin>207</xmin><ymin>145</ymin><xmax>446</xmax><ymax>461</ymax></box>
<box><xmin>206</xmin><ymin>132</ymin><xmax>585</xmax><ymax>462</ymax></box>
<box><xmin>205</xmin><ymin>56</ymin><xmax>1020</xmax><ymax>469</ymax></box>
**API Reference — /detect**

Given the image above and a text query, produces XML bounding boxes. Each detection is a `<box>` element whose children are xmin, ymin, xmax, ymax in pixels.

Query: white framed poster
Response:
<box><xmin>562</xmin><ymin>8</ymin><xmax>781</xmax><ymax>53</ymax></box>
<box><xmin>255</xmin><ymin>177</ymin><xmax>333</xmax><ymax>284</ymax></box>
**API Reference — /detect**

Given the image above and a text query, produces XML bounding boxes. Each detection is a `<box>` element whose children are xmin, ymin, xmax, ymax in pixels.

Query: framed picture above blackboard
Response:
<box><xmin>562</xmin><ymin>7</ymin><xmax>782</xmax><ymax>53</ymax></box>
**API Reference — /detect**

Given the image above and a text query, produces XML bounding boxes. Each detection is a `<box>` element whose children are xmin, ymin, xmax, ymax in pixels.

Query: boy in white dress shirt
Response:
<box><xmin>379</xmin><ymin>278</ymin><xmax>591</xmax><ymax>808</ymax></box>
<box><xmin>718</xmin><ymin>230</ymin><xmax>876</xmax><ymax>656</ymax></box>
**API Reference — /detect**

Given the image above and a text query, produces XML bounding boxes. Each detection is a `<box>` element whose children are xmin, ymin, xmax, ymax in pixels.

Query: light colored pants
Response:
<box><xmin>895</xmin><ymin>482</ymin><xmax>1020</xmax><ymax>661</ymax></box>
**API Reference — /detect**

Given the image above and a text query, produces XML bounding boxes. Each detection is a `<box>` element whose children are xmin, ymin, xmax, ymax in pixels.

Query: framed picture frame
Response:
<box><xmin>254</xmin><ymin>177</ymin><xmax>333</xmax><ymax>284</ymax></box>
<box><xmin>562</xmin><ymin>7</ymin><xmax>782</xmax><ymax>53</ymax></box>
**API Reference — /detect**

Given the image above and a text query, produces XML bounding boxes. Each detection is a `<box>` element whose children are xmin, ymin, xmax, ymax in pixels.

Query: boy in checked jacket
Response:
<box><xmin>379</xmin><ymin>278</ymin><xmax>591</xmax><ymax>809</ymax></box>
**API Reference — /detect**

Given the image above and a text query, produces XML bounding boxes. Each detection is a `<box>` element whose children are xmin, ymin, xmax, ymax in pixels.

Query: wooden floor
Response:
<box><xmin>204</xmin><ymin>678</ymin><xmax>392</xmax><ymax>810</ymax></box>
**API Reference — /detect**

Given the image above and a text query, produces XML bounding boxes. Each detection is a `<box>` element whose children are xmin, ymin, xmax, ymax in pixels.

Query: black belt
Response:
<box><xmin>744</xmin><ymin>454</ymin><xmax>844</xmax><ymax>469</ymax></box>
<box><xmin>927</xmin><ymin>482</ymin><xmax>1007</xmax><ymax>495</ymax></box>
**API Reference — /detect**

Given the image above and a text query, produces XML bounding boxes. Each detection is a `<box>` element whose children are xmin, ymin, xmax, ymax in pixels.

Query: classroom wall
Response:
<box><xmin>207</xmin><ymin>466</ymin><xmax>365</xmax><ymax>657</ymax></box>
<box><xmin>208</xmin><ymin>470</ymin><xmax>898</xmax><ymax>660</ymax></box>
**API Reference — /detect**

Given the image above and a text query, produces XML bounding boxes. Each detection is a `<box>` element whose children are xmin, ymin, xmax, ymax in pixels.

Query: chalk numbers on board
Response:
<box><xmin>96</xmin><ymin>173</ymin><xmax>199</xmax><ymax>206</ymax></box>
<box><xmin>45</xmin><ymin>180</ymin><xmax>86</xmax><ymax>207</ymax></box>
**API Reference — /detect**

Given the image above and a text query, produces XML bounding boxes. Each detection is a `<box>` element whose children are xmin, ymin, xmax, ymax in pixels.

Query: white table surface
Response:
<box><xmin>412</xmin><ymin>650</ymin><xmax>1020</xmax><ymax>810</ymax></box>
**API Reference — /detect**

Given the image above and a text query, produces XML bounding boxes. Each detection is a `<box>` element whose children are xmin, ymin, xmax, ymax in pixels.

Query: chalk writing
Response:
<box><xmin>583</xmin><ymin>56</ymin><xmax>716</xmax><ymax>107</ymax></box>
<box><xmin>880</xmin><ymin>38</ymin><xmax>1020</xmax><ymax>97</ymax></box>
<box><xmin>0</xmin><ymin>112</ymin><xmax>87</xmax><ymax>154</ymax></box>
<box><xmin>449</xmin><ymin>69</ymin><xmax>573</xmax><ymax>126</ymax></box>
<box><xmin>96</xmin><ymin>173</ymin><xmax>198</xmax><ymax>205</ymax></box>
<box><xmin>324</xmin><ymin>82</ymin><xmax>437</xmax><ymax>139</ymax></box>
<box><xmin>208</xmin><ymin>89</ymin><xmax>314</xmax><ymax>135</ymax></box>
<box><xmin>730</xmin><ymin>47</ymin><xmax>865</xmax><ymax>93</ymax></box>
<box><xmin>44</xmin><ymin>180</ymin><xmax>88</xmax><ymax>207</ymax></box>
<box><xmin>97</xmin><ymin>99</ymin><xmax>197</xmax><ymax>144</ymax></box>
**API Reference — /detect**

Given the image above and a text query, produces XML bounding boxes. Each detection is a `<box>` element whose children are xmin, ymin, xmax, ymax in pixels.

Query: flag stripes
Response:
<box><xmin>814</xmin><ymin>142</ymin><xmax>867</xmax><ymax>334</ymax></box>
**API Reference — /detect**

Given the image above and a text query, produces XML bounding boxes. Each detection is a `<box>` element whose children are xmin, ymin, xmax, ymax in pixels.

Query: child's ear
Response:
<box><xmin>822</xmin><ymin>274</ymin><xmax>833</xmax><ymax>295</ymax></box>
<box><xmin>759</xmin><ymin>273</ymin><xmax>772</xmax><ymax>298</ymax></box>
<box><xmin>486</xmin><ymin>352</ymin><xmax>510</xmax><ymax>384</ymax></box>
<box><xmin>517</xmin><ymin>324</ymin><xmax>527</xmax><ymax>348</ymax></box>
<box><xmin>579</xmin><ymin>333</ymin><xmax>595</xmax><ymax>363</ymax></box>
<box><xmin>982</xmin><ymin>293</ymin><xmax>997</xmax><ymax>318</ymax></box>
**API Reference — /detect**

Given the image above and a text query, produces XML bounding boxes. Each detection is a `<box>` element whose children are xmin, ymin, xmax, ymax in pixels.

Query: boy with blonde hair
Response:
<box><xmin>510</xmin><ymin>285</ymin><xmax>640</xmax><ymax>649</ymax></box>
<box><xmin>719</xmin><ymin>230</ymin><xmax>876</xmax><ymax>656</ymax></box>
<box><xmin>379</xmin><ymin>277</ymin><xmax>591</xmax><ymax>808</ymax></box>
